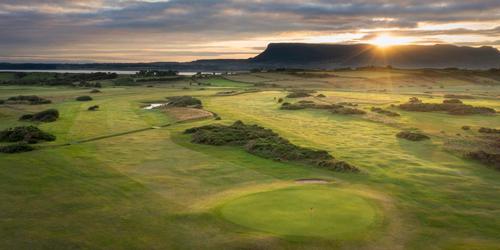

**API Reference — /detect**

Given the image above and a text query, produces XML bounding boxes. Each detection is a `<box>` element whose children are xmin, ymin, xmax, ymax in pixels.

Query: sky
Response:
<box><xmin>1</xmin><ymin>0</ymin><xmax>499</xmax><ymax>63</ymax></box>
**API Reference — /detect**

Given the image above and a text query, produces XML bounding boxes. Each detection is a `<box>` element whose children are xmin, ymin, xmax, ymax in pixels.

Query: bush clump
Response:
<box><xmin>465</xmin><ymin>151</ymin><xmax>500</xmax><ymax>170</ymax></box>
<box><xmin>6</xmin><ymin>95</ymin><xmax>51</xmax><ymax>105</ymax></box>
<box><xmin>462</xmin><ymin>126</ymin><xmax>471</xmax><ymax>130</ymax></box>
<box><xmin>286</xmin><ymin>90</ymin><xmax>313</xmax><ymax>98</ymax></box>
<box><xmin>317</xmin><ymin>94</ymin><xmax>326</xmax><ymax>98</ymax></box>
<box><xmin>331</xmin><ymin>107</ymin><xmax>366</xmax><ymax>115</ymax></box>
<box><xmin>185</xmin><ymin>121</ymin><xmax>358</xmax><ymax>172</ymax></box>
<box><xmin>0</xmin><ymin>126</ymin><xmax>56</xmax><ymax>144</ymax></box>
<box><xmin>90</xmin><ymin>89</ymin><xmax>101</xmax><ymax>93</ymax></box>
<box><xmin>443</xmin><ymin>99</ymin><xmax>463</xmax><ymax>104</ymax></box>
<box><xmin>396</xmin><ymin>131</ymin><xmax>430</xmax><ymax>141</ymax></box>
<box><xmin>0</xmin><ymin>143</ymin><xmax>34</xmax><ymax>153</ymax></box>
<box><xmin>370</xmin><ymin>107</ymin><xmax>400</xmax><ymax>117</ymax></box>
<box><xmin>444</xmin><ymin>94</ymin><xmax>474</xmax><ymax>99</ymax></box>
<box><xmin>338</xmin><ymin>102</ymin><xmax>358</xmax><ymax>106</ymax></box>
<box><xmin>88</xmin><ymin>105</ymin><xmax>99</xmax><ymax>111</ymax></box>
<box><xmin>76</xmin><ymin>96</ymin><xmax>93</xmax><ymax>101</ymax></box>
<box><xmin>0</xmin><ymin>99</ymin><xmax>4</xmax><ymax>104</ymax></box>
<box><xmin>281</xmin><ymin>101</ymin><xmax>341</xmax><ymax>110</ymax></box>
<box><xmin>478</xmin><ymin>127</ymin><xmax>500</xmax><ymax>134</ymax></box>
<box><xmin>166</xmin><ymin>96</ymin><xmax>202</xmax><ymax>108</ymax></box>
<box><xmin>19</xmin><ymin>109</ymin><xmax>59</xmax><ymax>122</ymax></box>
<box><xmin>398</xmin><ymin>97</ymin><xmax>495</xmax><ymax>115</ymax></box>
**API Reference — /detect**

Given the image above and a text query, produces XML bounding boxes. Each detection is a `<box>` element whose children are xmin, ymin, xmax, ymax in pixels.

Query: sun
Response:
<box><xmin>369</xmin><ymin>34</ymin><xmax>413</xmax><ymax>48</ymax></box>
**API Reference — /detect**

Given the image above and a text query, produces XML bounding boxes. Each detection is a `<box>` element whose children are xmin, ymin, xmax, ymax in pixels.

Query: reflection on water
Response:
<box><xmin>143</xmin><ymin>103</ymin><xmax>167</xmax><ymax>110</ymax></box>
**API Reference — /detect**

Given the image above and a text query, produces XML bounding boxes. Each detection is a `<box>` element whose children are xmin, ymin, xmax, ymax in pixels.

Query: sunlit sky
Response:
<box><xmin>1</xmin><ymin>0</ymin><xmax>499</xmax><ymax>63</ymax></box>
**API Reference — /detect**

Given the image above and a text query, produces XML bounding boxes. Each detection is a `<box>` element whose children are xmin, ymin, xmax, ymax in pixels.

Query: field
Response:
<box><xmin>0</xmin><ymin>69</ymin><xmax>499</xmax><ymax>249</ymax></box>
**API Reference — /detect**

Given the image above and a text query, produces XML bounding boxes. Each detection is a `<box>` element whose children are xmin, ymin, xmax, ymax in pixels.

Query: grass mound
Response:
<box><xmin>76</xmin><ymin>96</ymin><xmax>93</xmax><ymax>101</ymax></box>
<box><xmin>185</xmin><ymin>121</ymin><xmax>358</xmax><ymax>172</ymax></box>
<box><xmin>465</xmin><ymin>151</ymin><xmax>500</xmax><ymax>170</ymax></box>
<box><xmin>478</xmin><ymin>127</ymin><xmax>500</xmax><ymax>134</ymax></box>
<box><xmin>398</xmin><ymin>97</ymin><xmax>495</xmax><ymax>115</ymax></box>
<box><xmin>166</xmin><ymin>96</ymin><xmax>202</xmax><ymax>108</ymax></box>
<box><xmin>370</xmin><ymin>107</ymin><xmax>400</xmax><ymax>117</ymax></box>
<box><xmin>0</xmin><ymin>143</ymin><xmax>34</xmax><ymax>153</ymax></box>
<box><xmin>19</xmin><ymin>109</ymin><xmax>59</xmax><ymax>122</ymax></box>
<box><xmin>6</xmin><ymin>95</ymin><xmax>51</xmax><ymax>105</ymax></box>
<box><xmin>396</xmin><ymin>131</ymin><xmax>430</xmax><ymax>141</ymax></box>
<box><xmin>0</xmin><ymin>126</ymin><xmax>56</xmax><ymax>144</ymax></box>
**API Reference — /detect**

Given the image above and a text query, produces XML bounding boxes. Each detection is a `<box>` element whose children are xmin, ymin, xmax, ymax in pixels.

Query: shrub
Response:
<box><xmin>19</xmin><ymin>109</ymin><xmax>59</xmax><ymax>122</ymax></box>
<box><xmin>185</xmin><ymin>121</ymin><xmax>358</xmax><ymax>172</ymax></box>
<box><xmin>408</xmin><ymin>97</ymin><xmax>422</xmax><ymax>104</ymax></box>
<box><xmin>286</xmin><ymin>90</ymin><xmax>312</xmax><ymax>98</ymax></box>
<box><xmin>462</xmin><ymin>126</ymin><xmax>471</xmax><ymax>130</ymax></box>
<box><xmin>338</xmin><ymin>102</ymin><xmax>358</xmax><ymax>106</ymax></box>
<box><xmin>90</xmin><ymin>89</ymin><xmax>101</xmax><ymax>93</ymax></box>
<box><xmin>444</xmin><ymin>94</ymin><xmax>474</xmax><ymax>99</ymax></box>
<box><xmin>317</xmin><ymin>94</ymin><xmax>326</xmax><ymax>98</ymax></box>
<box><xmin>277</xmin><ymin>98</ymin><xmax>284</xmax><ymax>103</ymax></box>
<box><xmin>0</xmin><ymin>99</ymin><xmax>4</xmax><ymax>104</ymax></box>
<box><xmin>478</xmin><ymin>127</ymin><xmax>500</xmax><ymax>134</ymax></box>
<box><xmin>398</xmin><ymin>98</ymin><xmax>495</xmax><ymax>115</ymax></box>
<box><xmin>370</xmin><ymin>107</ymin><xmax>400</xmax><ymax>117</ymax></box>
<box><xmin>465</xmin><ymin>151</ymin><xmax>500</xmax><ymax>170</ymax></box>
<box><xmin>331</xmin><ymin>107</ymin><xmax>366</xmax><ymax>115</ymax></box>
<box><xmin>6</xmin><ymin>95</ymin><xmax>51</xmax><ymax>105</ymax></box>
<box><xmin>76</xmin><ymin>96</ymin><xmax>93</xmax><ymax>101</ymax></box>
<box><xmin>166</xmin><ymin>96</ymin><xmax>202</xmax><ymax>108</ymax></box>
<box><xmin>0</xmin><ymin>143</ymin><xmax>34</xmax><ymax>153</ymax></box>
<box><xmin>280</xmin><ymin>102</ymin><xmax>341</xmax><ymax>110</ymax></box>
<box><xmin>0</xmin><ymin>126</ymin><xmax>56</xmax><ymax>143</ymax></box>
<box><xmin>396</xmin><ymin>131</ymin><xmax>430</xmax><ymax>141</ymax></box>
<box><xmin>19</xmin><ymin>114</ymin><xmax>34</xmax><ymax>120</ymax></box>
<box><xmin>443</xmin><ymin>99</ymin><xmax>463</xmax><ymax>104</ymax></box>
<box><xmin>88</xmin><ymin>105</ymin><xmax>99</xmax><ymax>111</ymax></box>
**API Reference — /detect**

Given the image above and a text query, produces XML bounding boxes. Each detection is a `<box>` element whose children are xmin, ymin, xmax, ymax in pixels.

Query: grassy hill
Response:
<box><xmin>0</xmin><ymin>69</ymin><xmax>499</xmax><ymax>249</ymax></box>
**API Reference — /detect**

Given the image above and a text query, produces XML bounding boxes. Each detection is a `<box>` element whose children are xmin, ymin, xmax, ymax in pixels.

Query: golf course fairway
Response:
<box><xmin>219</xmin><ymin>185</ymin><xmax>379</xmax><ymax>238</ymax></box>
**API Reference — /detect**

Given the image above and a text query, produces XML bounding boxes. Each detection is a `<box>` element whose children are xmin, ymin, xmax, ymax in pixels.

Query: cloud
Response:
<box><xmin>0</xmin><ymin>0</ymin><xmax>499</xmax><ymax>62</ymax></box>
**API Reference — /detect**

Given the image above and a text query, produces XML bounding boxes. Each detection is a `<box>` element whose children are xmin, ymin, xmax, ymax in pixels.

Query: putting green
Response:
<box><xmin>219</xmin><ymin>186</ymin><xmax>379</xmax><ymax>238</ymax></box>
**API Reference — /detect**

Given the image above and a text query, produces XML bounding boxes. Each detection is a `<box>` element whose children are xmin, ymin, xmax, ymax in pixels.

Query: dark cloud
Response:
<box><xmin>0</xmin><ymin>0</ymin><xmax>499</xmax><ymax>62</ymax></box>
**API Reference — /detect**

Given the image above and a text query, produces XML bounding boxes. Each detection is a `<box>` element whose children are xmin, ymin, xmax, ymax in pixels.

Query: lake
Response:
<box><xmin>0</xmin><ymin>70</ymin><xmax>230</xmax><ymax>75</ymax></box>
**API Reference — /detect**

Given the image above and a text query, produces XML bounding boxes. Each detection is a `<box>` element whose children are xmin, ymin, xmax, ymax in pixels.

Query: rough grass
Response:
<box><xmin>0</xmin><ymin>73</ymin><xmax>499</xmax><ymax>249</ymax></box>
<box><xmin>185</xmin><ymin>120</ymin><xmax>358</xmax><ymax>172</ymax></box>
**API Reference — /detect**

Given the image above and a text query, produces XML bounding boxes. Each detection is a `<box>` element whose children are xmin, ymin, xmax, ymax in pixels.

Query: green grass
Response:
<box><xmin>202</xmin><ymin>77</ymin><xmax>253</xmax><ymax>87</ymax></box>
<box><xmin>219</xmin><ymin>185</ymin><xmax>379</xmax><ymax>239</ymax></box>
<box><xmin>0</xmin><ymin>70</ymin><xmax>499</xmax><ymax>249</ymax></box>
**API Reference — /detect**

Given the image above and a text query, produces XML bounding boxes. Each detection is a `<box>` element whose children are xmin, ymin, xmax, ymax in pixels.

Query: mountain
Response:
<box><xmin>1</xmin><ymin>43</ymin><xmax>500</xmax><ymax>70</ymax></box>
<box><xmin>251</xmin><ymin>43</ymin><xmax>500</xmax><ymax>69</ymax></box>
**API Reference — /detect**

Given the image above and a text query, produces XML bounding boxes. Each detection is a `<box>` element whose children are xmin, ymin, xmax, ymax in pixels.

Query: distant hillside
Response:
<box><xmin>1</xmin><ymin>43</ymin><xmax>500</xmax><ymax>70</ymax></box>
<box><xmin>251</xmin><ymin>43</ymin><xmax>500</xmax><ymax>69</ymax></box>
